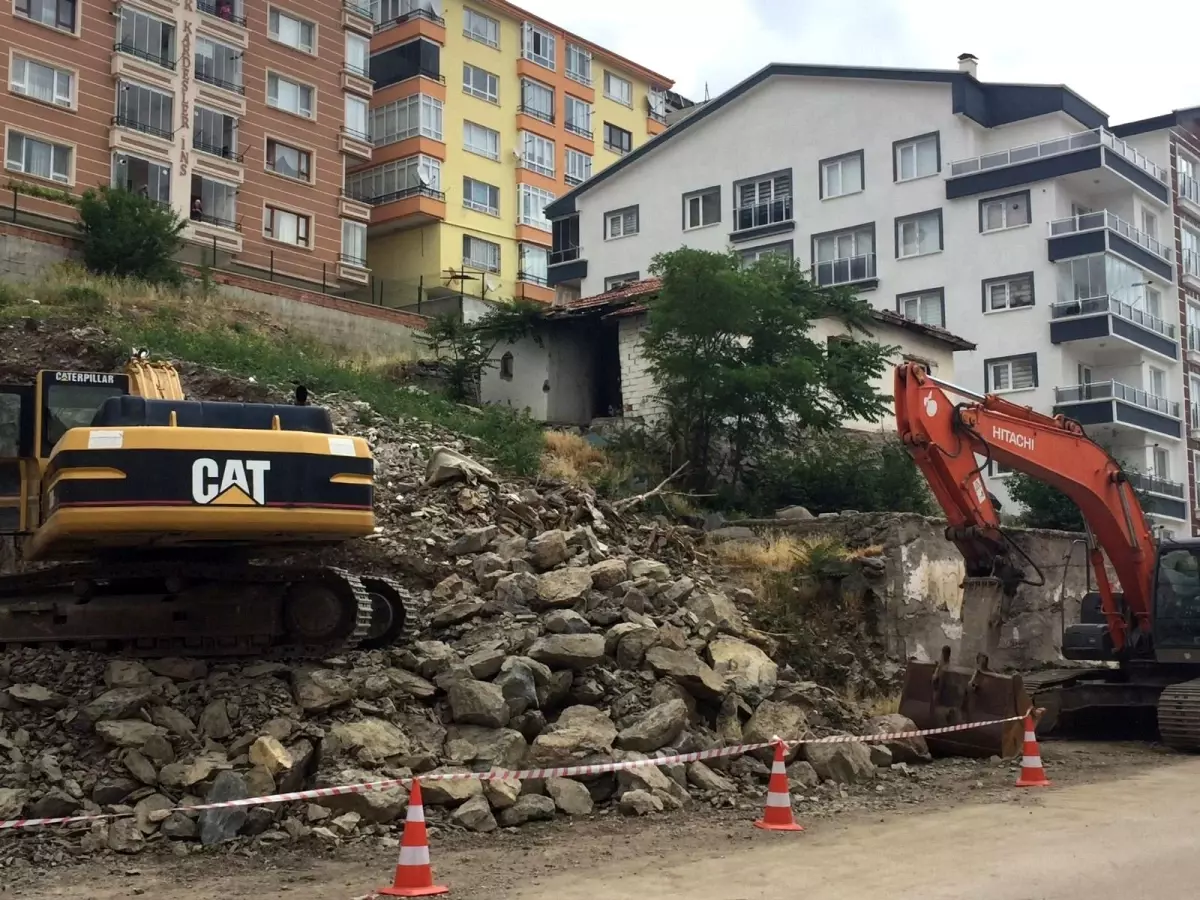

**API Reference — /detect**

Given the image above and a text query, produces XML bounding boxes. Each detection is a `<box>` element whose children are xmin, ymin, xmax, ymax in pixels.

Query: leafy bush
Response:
<box><xmin>1005</xmin><ymin>473</ymin><xmax>1084</xmax><ymax>531</ymax></box>
<box><xmin>747</xmin><ymin>431</ymin><xmax>933</xmax><ymax>516</ymax></box>
<box><xmin>76</xmin><ymin>186</ymin><xmax>185</xmax><ymax>284</ymax></box>
<box><xmin>57</xmin><ymin>284</ymin><xmax>109</xmax><ymax>315</ymax></box>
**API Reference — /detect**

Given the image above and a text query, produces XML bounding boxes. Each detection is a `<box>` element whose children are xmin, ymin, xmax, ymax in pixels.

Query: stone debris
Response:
<box><xmin>0</xmin><ymin>386</ymin><xmax>926</xmax><ymax>864</ymax></box>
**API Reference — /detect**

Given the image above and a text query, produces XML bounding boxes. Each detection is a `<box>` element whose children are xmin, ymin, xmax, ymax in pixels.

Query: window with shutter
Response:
<box><xmin>605</xmin><ymin>206</ymin><xmax>639</xmax><ymax>239</ymax></box>
<box><xmin>983</xmin><ymin>274</ymin><xmax>1034</xmax><ymax>312</ymax></box>
<box><xmin>898</xmin><ymin>290</ymin><xmax>944</xmax><ymax>327</ymax></box>
<box><xmin>733</xmin><ymin>171</ymin><xmax>792</xmax><ymax>232</ymax></box>
<box><xmin>987</xmin><ymin>355</ymin><xmax>1037</xmax><ymax>393</ymax></box>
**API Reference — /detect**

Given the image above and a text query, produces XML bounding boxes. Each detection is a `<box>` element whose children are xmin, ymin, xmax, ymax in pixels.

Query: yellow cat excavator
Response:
<box><xmin>0</xmin><ymin>351</ymin><xmax>411</xmax><ymax>656</ymax></box>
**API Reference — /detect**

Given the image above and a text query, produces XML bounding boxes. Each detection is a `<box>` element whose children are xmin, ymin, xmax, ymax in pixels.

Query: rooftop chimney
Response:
<box><xmin>957</xmin><ymin>53</ymin><xmax>978</xmax><ymax>78</ymax></box>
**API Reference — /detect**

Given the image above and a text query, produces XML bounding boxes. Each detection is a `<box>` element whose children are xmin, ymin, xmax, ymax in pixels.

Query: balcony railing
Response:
<box><xmin>197</xmin><ymin>0</ymin><xmax>247</xmax><ymax>27</ymax></box>
<box><xmin>375</xmin><ymin>7</ymin><xmax>445</xmax><ymax>32</ymax></box>
<box><xmin>812</xmin><ymin>252</ymin><xmax>877</xmax><ymax>288</ymax></box>
<box><xmin>1184</xmin><ymin>250</ymin><xmax>1200</xmax><ymax>280</ymax></box>
<box><xmin>1054</xmin><ymin>380</ymin><xmax>1181</xmax><ymax>418</ymax></box>
<box><xmin>518</xmin><ymin>271</ymin><xmax>549</xmax><ymax>286</ymax></box>
<box><xmin>518</xmin><ymin>157</ymin><xmax>554</xmax><ymax>179</ymax></box>
<box><xmin>1192</xmin><ymin>402</ymin><xmax>1200</xmax><ymax>428</ymax></box>
<box><xmin>190</xmin><ymin>211</ymin><xmax>240</xmax><ymax>231</ymax></box>
<box><xmin>565</xmin><ymin>68</ymin><xmax>592</xmax><ymax>88</ymax></box>
<box><xmin>113</xmin><ymin>42</ymin><xmax>176</xmax><ymax>71</ymax></box>
<box><xmin>342</xmin><ymin>126</ymin><xmax>371</xmax><ymax>142</ymax></box>
<box><xmin>1048</xmin><ymin>210</ymin><xmax>1174</xmax><ymax>262</ymax></box>
<box><xmin>345</xmin><ymin>61</ymin><xmax>369</xmax><ymax>78</ymax></box>
<box><xmin>519</xmin><ymin>104</ymin><xmax>554</xmax><ymax>124</ymax></box>
<box><xmin>733</xmin><ymin>196</ymin><xmax>793</xmax><ymax>233</ymax></box>
<box><xmin>564</xmin><ymin>121</ymin><xmax>592</xmax><ymax>139</ymax></box>
<box><xmin>1181</xmin><ymin>173</ymin><xmax>1200</xmax><ymax>207</ymax></box>
<box><xmin>359</xmin><ymin>185</ymin><xmax>445</xmax><ymax>205</ymax></box>
<box><xmin>192</xmin><ymin>139</ymin><xmax>244</xmax><ymax>162</ymax></box>
<box><xmin>565</xmin><ymin>174</ymin><xmax>584</xmax><ymax>187</ymax></box>
<box><xmin>343</xmin><ymin>0</ymin><xmax>372</xmax><ymax>17</ymax></box>
<box><xmin>948</xmin><ymin>127</ymin><xmax>1168</xmax><ymax>184</ymax></box>
<box><xmin>194</xmin><ymin>70</ymin><xmax>245</xmax><ymax>95</ymax></box>
<box><xmin>111</xmin><ymin>115</ymin><xmax>173</xmax><ymax>141</ymax></box>
<box><xmin>1050</xmin><ymin>294</ymin><xmax>1177</xmax><ymax>339</ymax></box>
<box><xmin>550</xmin><ymin>245</ymin><xmax>581</xmax><ymax>265</ymax></box>
<box><xmin>339</xmin><ymin>252</ymin><xmax>368</xmax><ymax>267</ymax></box>
<box><xmin>1188</xmin><ymin>326</ymin><xmax>1200</xmax><ymax>353</ymax></box>
<box><xmin>1127</xmin><ymin>471</ymin><xmax>1186</xmax><ymax>499</ymax></box>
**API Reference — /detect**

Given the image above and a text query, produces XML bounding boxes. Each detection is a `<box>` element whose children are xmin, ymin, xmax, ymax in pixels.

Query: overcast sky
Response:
<box><xmin>515</xmin><ymin>0</ymin><xmax>1199</xmax><ymax>125</ymax></box>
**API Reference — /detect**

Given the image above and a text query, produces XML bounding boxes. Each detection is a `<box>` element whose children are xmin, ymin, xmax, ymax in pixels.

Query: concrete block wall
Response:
<box><xmin>617</xmin><ymin>313</ymin><xmax>661</xmax><ymax>420</ymax></box>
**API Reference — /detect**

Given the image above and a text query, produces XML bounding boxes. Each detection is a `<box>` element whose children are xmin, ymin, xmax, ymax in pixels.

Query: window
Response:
<box><xmin>734</xmin><ymin>171</ymin><xmax>793</xmax><ymax>232</ymax></box>
<box><xmin>463</xmin><ymin>7</ymin><xmax>499</xmax><ymax>48</ymax></box>
<box><xmin>343</xmin><ymin>95</ymin><xmax>369</xmax><ymax>139</ymax></box>
<box><xmin>371</xmin><ymin>95</ymin><xmax>443</xmax><ymax>145</ymax></box>
<box><xmin>1146</xmin><ymin>286</ymin><xmax>1162</xmax><ymax>320</ymax></box>
<box><xmin>267</xmin><ymin>73</ymin><xmax>314</xmax><ymax>118</ymax></box>
<box><xmin>463</xmin><ymin>177</ymin><xmax>499</xmax><ymax>215</ymax></box>
<box><xmin>684</xmin><ymin>187</ymin><xmax>720</xmax><ymax>230</ymax></box>
<box><xmin>14</xmin><ymin>0</ymin><xmax>76</xmax><ymax>32</ymax></box>
<box><xmin>898</xmin><ymin>289</ymin><xmax>944</xmax><ymax>327</ymax></box>
<box><xmin>648</xmin><ymin>87</ymin><xmax>668</xmax><ymax>123</ymax></box>
<box><xmin>345</xmin><ymin>33</ymin><xmax>370</xmax><ymax>77</ymax></box>
<box><xmin>1153</xmin><ymin>446</ymin><xmax>1170</xmax><ymax>480</ymax></box>
<box><xmin>5</xmin><ymin>131</ymin><xmax>71</xmax><ymax>184</ymax></box>
<box><xmin>499</xmin><ymin>351</ymin><xmax>514</xmax><ymax>380</ymax></box>
<box><xmin>520</xmin><ymin>79</ymin><xmax>554</xmax><ymax>123</ymax></box>
<box><xmin>116</xmin><ymin>81</ymin><xmax>175</xmax><ymax>139</ymax></box>
<box><xmin>740</xmin><ymin>241</ymin><xmax>793</xmax><ymax>265</ymax></box>
<box><xmin>604</xmin><ymin>71</ymin><xmax>632</xmax><ymax>106</ymax></box>
<box><xmin>264</xmin><ymin>206</ymin><xmax>310</xmax><ymax>247</ymax></box>
<box><xmin>193</xmin><ymin>106</ymin><xmax>238</xmax><ymax>158</ymax></box>
<box><xmin>986</xmin><ymin>355</ymin><xmax>1037</xmax><ymax>393</ymax></box>
<box><xmin>1142</xmin><ymin>209</ymin><xmax>1158</xmax><ymax>240</ymax></box>
<box><xmin>463</xmin><ymin>121</ymin><xmax>499</xmax><ymax>160</ymax></box>
<box><xmin>463</xmin><ymin>234</ymin><xmax>501</xmax><ymax>272</ymax></box>
<box><xmin>603</xmin><ymin>123</ymin><xmax>632</xmax><ymax>155</ymax></box>
<box><xmin>980</xmin><ymin>192</ymin><xmax>1030</xmax><ymax>232</ymax></box>
<box><xmin>117</xmin><ymin>7</ymin><xmax>176</xmax><ymax>68</ymax></box>
<box><xmin>342</xmin><ymin>220</ymin><xmax>367</xmax><ymax>266</ymax></box>
<box><xmin>894</xmin><ymin>133</ymin><xmax>939</xmax><ymax>181</ymax></box>
<box><xmin>1150</xmin><ymin>365</ymin><xmax>1167</xmax><ymax>399</ymax></box>
<box><xmin>269</xmin><ymin>8</ymin><xmax>316</xmax><ymax>53</ymax></box>
<box><xmin>463</xmin><ymin>64</ymin><xmax>499</xmax><ymax>103</ymax></box>
<box><xmin>605</xmin><ymin>206</ymin><xmax>639</xmax><ymax>240</ymax></box>
<box><xmin>565</xmin><ymin>148</ymin><xmax>592</xmax><ymax>185</ymax></box>
<box><xmin>112</xmin><ymin>152</ymin><xmax>169</xmax><ymax>202</ymax></box>
<box><xmin>9</xmin><ymin>56</ymin><xmax>73</xmax><ymax>108</ymax></box>
<box><xmin>519</xmin><ymin>243</ymin><xmax>549</xmax><ymax>285</ymax></box>
<box><xmin>821</xmin><ymin>152</ymin><xmax>863</xmax><ymax>199</ymax></box>
<box><xmin>345</xmin><ymin>155</ymin><xmax>441</xmax><ymax>202</ymax></box>
<box><xmin>896</xmin><ymin>210</ymin><xmax>942</xmax><ymax>258</ymax></box>
<box><xmin>983</xmin><ymin>273</ymin><xmax>1034</xmax><ymax>312</ymax></box>
<box><xmin>565</xmin><ymin>96</ymin><xmax>592</xmax><ymax>137</ymax></box>
<box><xmin>552</xmin><ymin>215</ymin><xmax>580</xmax><ymax>264</ymax></box>
<box><xmin>195</xmin><ymin>38</ymin><xmax>243</xmax><ymax>93</ymax></box>
<box><xmin>522</xmin><ymin>22</ymin><xmax>555</xmax><ymax>70</ymax></box>
<box><xmin>519</xmin><ymin>184</ymin><xmax>555</xmax><ymax>231</ymax></box>
<box><xmin>265</xmin><ymin>138</ymin><xmax>311</xmax><ymax>181</ymax></box>
<box><xmin>605</xmin><ymin>272</ymin><xmax>640</xmax><ymax>291</ymax></box>
<box><xmin>566</xmin><ymin>44</ymin><xmax>592</xmax><ymax>86</ymax></box>
<box><xmin>191</xmin><ymin>174</ymin><xmax>237</xmax><ymax>227</ymax></box>
<box><xmin>813</xmin><ymin>225</ymin><xmax>875</xmax><ymax>286</ymax></box>
<box><xmin>519</xmin><ymin>131</ymin><xmax>555</xmax><ymax>178</ymax></box>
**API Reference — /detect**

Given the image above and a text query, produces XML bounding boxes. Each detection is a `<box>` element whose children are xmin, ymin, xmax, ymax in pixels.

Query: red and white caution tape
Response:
<box><xmin>0</xmin><ymin>712</ymin><xmax>1027</xmax><ymax>832</ymax></box>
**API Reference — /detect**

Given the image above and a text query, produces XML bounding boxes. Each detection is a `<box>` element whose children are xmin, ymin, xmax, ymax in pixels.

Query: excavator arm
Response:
<box><xmin>895</xmin><ymin>361</ymin><xmax>1157</xmax><ymax>654</ymax></box>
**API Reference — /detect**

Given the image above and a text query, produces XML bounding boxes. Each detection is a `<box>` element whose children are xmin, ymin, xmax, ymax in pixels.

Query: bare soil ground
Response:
<box><xmin>2</xmin><ymin>739</ymin><xmax>1178</xmax><ymax>900</ymax></box>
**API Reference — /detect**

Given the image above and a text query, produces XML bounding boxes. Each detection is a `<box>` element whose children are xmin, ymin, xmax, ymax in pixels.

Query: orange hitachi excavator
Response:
<box><xmin>894</xmin><ymin>361</ymin><xmax>1200</xmax><ymax>755</ymax></box>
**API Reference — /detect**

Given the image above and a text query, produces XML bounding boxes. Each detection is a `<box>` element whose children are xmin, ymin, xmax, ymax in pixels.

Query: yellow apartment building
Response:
<box><xmin>345</xmin><ymin>0</ymin><xmax>673</xmax><ymax>307</ymax></box>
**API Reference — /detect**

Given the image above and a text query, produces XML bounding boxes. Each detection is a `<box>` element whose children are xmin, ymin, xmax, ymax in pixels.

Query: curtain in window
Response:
<box><xmin>25</xmin><ymin>139</ymin><xmax>53</xmax><ymax>180</ymax></box>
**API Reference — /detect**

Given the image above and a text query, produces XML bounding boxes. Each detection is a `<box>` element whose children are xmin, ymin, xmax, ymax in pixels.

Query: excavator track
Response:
<box><xmin>1156</xmin><ymin>678</ymin><xmax>1200</xmax><ymax>751</ymax></box>
<box><xmin>0</xmin><ymin>560</ymin><xmax>416</xmax><ymax>658</ymax></box>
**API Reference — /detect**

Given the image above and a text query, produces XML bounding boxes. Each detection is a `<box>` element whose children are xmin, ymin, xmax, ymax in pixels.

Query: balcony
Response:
<box><xmin>111</xmin><ymin>114</ymin><xmax>173</xmax><ymax>142</ymax></box>
<box><xmin>565</xmin><ymin>121</ymin><xmax>592</xmax><ymax>140</ymax></box>
<box><xmin>1184</xmin><ymin>251</ymin><xmax>1200</xmax><ymax>292</ymax></box>
<box><xmin>1188</xmin><ymin>326</ymin><xmax>1200</xmax><ymax>362</ymax></box>
<box><xmin>1181</xmin><ymin>173</ymin><xmax>1200</xmax><ymax>219</ymax></box>
<box><xmin>192</xmin><ymin>139</ymin><xmax>243</xmax><ymax>163</ymax></box>
<box><xmin>548</xmin><ymin>245</ymin><xmax>587</xmax><ymax>287</ymax></box>
<box><xmin>1127</xmin><ymin>472</ymin><xmax>1188</xmax><ymax>521</ymax></box>
<box><xmin>339</xmin><ymin>127</ymin><xmax>373</xmax><ymax>161</ymax></box>
<box><xmin>342</xmin><ymin>0</ymin><xmax>373</xmax><ymax>35</ymax></box>
<box><xmin>730</xmin><ymin>196</ymin><xmax>794</xmax><ymax>243</ymax></box>
<box><xmin>812</xmin><ymin>252</ymin><xmax>878</xmax><ymax>290</ymax></box>
<box><xmin>197</xmin><ymin>0</ymin><xmax>246</xmax><ymax>26</ymax></box>
<box><xmin>1047</xmin><ymin>211</ymin><xmax>1174</xmax><ymax>282</ymax></box>
<box><xmin>1049</xmin><ymin>295</ymin><xmax>1178</xmax><ymax>361</ymax></box>
<box><xmin>113</xmin><ymin>42</ymin><xmax>176</xmax><ymax>72</ymax></box>
<box><xmin>355</xmin><ymin>184</ymin><xmax>446</xmax><ymax>231</ymax></box>
<box><xmin>946</xmin><ymin>128</ymin><xmax>1170</xmax><ymax>205</ymax></box>
<box><xmin>519</xmin><ymin>104</ymin><xmax>554</xmax><ymax>125</ymax></box>
<box><xmin>1192</xmin><ymin>403</ymin><xmax>1200</xmax><ymax>438</ymax></box>
<box><xmin>1054</xmin><ymin>380</ymin><xmax>1182</xmax><ymax>440</ymax></box>
<box><xmin>195</xmin><ymin>70</ymin><xmax>245</xmax><ymax>96</ymax></box>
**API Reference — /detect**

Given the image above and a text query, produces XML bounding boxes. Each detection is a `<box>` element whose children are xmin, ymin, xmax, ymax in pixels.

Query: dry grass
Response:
<box><xmin>712</xmin><ymin>532</ymin><xmax>809</xmax><ymax>572</ymax></box>
<box><xmin>540</xmin><ymin>430</ymin><xmax>612</xmax><ymax>484</ymax></box>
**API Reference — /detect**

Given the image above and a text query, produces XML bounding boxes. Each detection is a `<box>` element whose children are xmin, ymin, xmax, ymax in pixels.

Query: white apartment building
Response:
<box><xmin>544</xmin><ymin>56</ymin><xmax>1196</xmax><ymax>534</ymax></box>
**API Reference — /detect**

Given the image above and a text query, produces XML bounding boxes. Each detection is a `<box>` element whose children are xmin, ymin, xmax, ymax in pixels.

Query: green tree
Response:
<box><xmin>640</xmin><ymin>248</ymin><xmax>896</xmax><ymax>492</ymax></box>
<box><xmin>417</xmin><ymin>300</ymin><xmax>544</xmax><ymax>402</ymax></box>
<box><xmin>76</xmin><ymin>186</ymin><xmax>186</xmax><ymax>283</ymax></box>
<box><xmin>1007</xmin><ymin>451</ymin><xmax>1151</xmax><ymax>531</ymax></box>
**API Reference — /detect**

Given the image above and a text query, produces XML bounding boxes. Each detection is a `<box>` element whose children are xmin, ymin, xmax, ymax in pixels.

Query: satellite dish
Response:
<box><xmin>485</xmin><ymin>275</ymin><xmax>500</xmax><ymax>293</ymax></box>
<box><xmin>416</xmin><ymin>171</ymin><xmax>429</xmax><ymax>187</ymax></box>
<box><xmin>511</xmin><ymin>148</ymin><xmax>523</xmax><ymax>160</ymax></box>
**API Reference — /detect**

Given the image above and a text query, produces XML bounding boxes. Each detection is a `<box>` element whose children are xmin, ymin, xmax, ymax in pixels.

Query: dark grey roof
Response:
<box><xmin>545</xmin><ymin>62</ymin><xmax>1108</xmax><ymax>220</ymax></box>
<box><xmin>1112</xmin><ymin>107</ymin><xmax>1200</xmax><ymax>138</ymax></box>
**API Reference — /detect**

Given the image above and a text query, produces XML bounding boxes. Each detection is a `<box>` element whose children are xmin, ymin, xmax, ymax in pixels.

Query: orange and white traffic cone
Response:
<box><xmin>754</xmin><ymin>740</ymin><xmax>804</xmax><ymax>832</ymax></box>
<box><xmin>376</xmin><ymin>781</ymin><xmax>449</xmax><ymax>897</ymax></box>
<box><xmin>1015</xmin><ymin>714</ymin><xmax>1051</xmax><ymax>788</ymax></box>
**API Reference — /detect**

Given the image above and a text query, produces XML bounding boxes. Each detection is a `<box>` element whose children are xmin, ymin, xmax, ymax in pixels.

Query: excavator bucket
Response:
<box><xmin>897</xmin><ymin>577</ymin><xmax>1031</xmax><ymax>759</ymax></box>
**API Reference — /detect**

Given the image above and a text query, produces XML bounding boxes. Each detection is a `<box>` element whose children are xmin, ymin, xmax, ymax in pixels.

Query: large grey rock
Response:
<box><xmin>616</xmin><ymin>628</ymin><xmax>659</xmax><ymax>669</ymax></box>
<box><xmin>105</xmin><ymin>660</ymin><xmax>152</xmax><ymax>688</ymax></box>
<box><xmin>660</xmin><ymin>577</ymin><xmax>695</xmax><ymax>606</ymax></box>
<box><xmin>546</xmin><ymin>777</ymin><xmax>594</xmax><ymax>816</ymax></box>
<box><xmin>869</xmin><ymin>743</ymin><xmax>893</xmax><ymax>767</ymax></box>
<box><xmin>29</xmin><ymin>789</ymin><xmax>80</xmax><ymax>819</ymax></box>
<box><xmin>686</xmin><ymin>761</ymin><xmax>737</xmax><ymax>794</ymax></box>
<box><xmin>787</xmin><ymin>760</ymin><xmax>820</xmax><ymax>789</ymax></box>
<box><xmin>198</xmin><ymin>771</ymin><xmax>249</xmax><ymax>845</ymax></box>
<box><xmin>443</xmin><ymin>726</ymin><xmax>527</xmax><ymax>770</ymax></box>
<box><xmin>199</xmin><ymin>699</ymin><xmax>233</xmax><ymax>740</ymax></box>
<box><xmin>544</xmin><ymin>609</ymin><xmax>592</xmax><ymax>634</ymax></box>
<box><xmin>384</xmin><ymin>668</ymin><xmax>438</xmax><ymax>701</ymax></box>
<box><xmin>494</xmin><ymin>572</ymin><xmax>538</xmax><ymax>606</ymax></box>
<box><xmin>528</xmin><ymin>530</ymin><xmax>571</xmax><ymax>570</ymax></box>
<box><xmin>322</xmin><ymin>777</ymin><xmax>407</xmax><ymax>824</ymax></box>
<box><xmin>107</xmin><ymin>818</ymin><xmax>145</xmax><ymax>853</ymax></box>
<box><xmin>451</xmin><ymin>794</ymin><xmax>497</xmax><ymax>832</ymax></box>
<box><xmin>618</xmin><ymin>790</ymin><xmax>663</xmax><ymax>816</ymax></box>
<box><xmin>95</xmin><ymin>720</ymin><xmax>167</xmax><ymax>749</ymax></box>
<box><xmin>431</xmin><ymin>599</ymin><xmax>484</xmax><ymax>628</ymax></box>
<box><xmin>743</xmin><ymin>701</ymin><xmax>809</xmax><ymax>762</ymax></box>
<box><xmin>446</xmin><ymin>526</ymin><xmax>498</xmax><ymax>556</ymax></box>
<box><xmin>628</xmin><ymin>559</ymin><xmax>671</xmax><ymax>582</ymax></box>
<box><xmin>686</xmin><ymin>593</ymin><xmax>745</xmax><ymax>635</ymax></box>
<box><xmin>292</xmin><ymin>668</ymin><xmax>355</xmax><ymax>712</ymax></box>
<box><xmin>146</xmin><ymin>658</ymin><xmax>208</xmax><ymax>681</ymax></box>
<box><xmin>421</xmin><ymin>770</ymin><xmax>484</xmax><ymax>806</ymax></box>
<box><xmin>6</xmin><ymin>683</ymin><xmax>68</xmax><ymax>709</ymax></box>
<box><xmin>707</xmin><ymin>637</ymin><xmax>778</xmax><ymax>705</ymax></box>
<box><xmin>867</xmin><ymin>714</ymin><xmax>932</xmax><ymax>763</ymax></box>
<box><xmin>498</xmin><ymin>793</ymin><xmax>555</xmax><ymax>826</ymax></box>
<box><xmin>447</xmin><ymin>680</ymin><xmax>510</xmax><ymax>728</ymax></box>
<box><xmin>534</xmin><ymin>568</ymin><xmax>594</xmax><ymax>608</ymax></box>
<box><xmin>527</xmin><ymin>634</ymin><xmax>605</xmax><ymax>670</ymax></box>
<box><xmin>464</xmin><ymin>647</ymin><xmax>507</xmax><ymax>679</ymax></box>
<box><xmin>616</xmin><ymin>700</ymin><xmax>688</xmax><ymax>752</ymax></box>
<box><xmin>643</xmin><ymin>647</ymin><xmax>726</xmax><ymax>700</ymax></box>
<box><xmin>85</xmin><ymin>687</ymin><xmax>155</xmax><ymax>722</ymax></box>
<box><xmin>426</xmin><ymin>447</ymin><xmax>496</xmax><ymax>487</ymax></box>
<box><xmin>331</xmin><ymin>719</ymin><xmax>412</xmax><ymax>762</ymax></box>
<box><xmin>588</xmin><ymin>558</ymin><xmax>629</xmax><ymax>590</ymax></box>
<box><xmin>776</xmin><ymin>505</ymin><xmax>814</xmax><ymax>521</ymax></box>
<box><xmin>805</xmin><ymin>741</ymin><xmax>875</xmax><ymax>784</ymax></box>
<box><xmin>494</xmin><ymin>658</ymin><xmax>540</xmax><ymax>716</ymax></box>
<box><xmin>526</xmin><ymin>706</ymin><xmax>617</xmax><ymax>767</ymax></box>
<box><xmin>484</xmin><ymin>778</ymin><xmax>522</xmax><ymax>810</ymax></box>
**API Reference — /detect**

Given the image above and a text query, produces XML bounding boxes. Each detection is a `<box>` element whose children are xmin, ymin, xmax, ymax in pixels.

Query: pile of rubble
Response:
<box><xmin>0</xmin><ymin>382</ymin><xmax>933</xmax><ymax>861</ymax></box>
